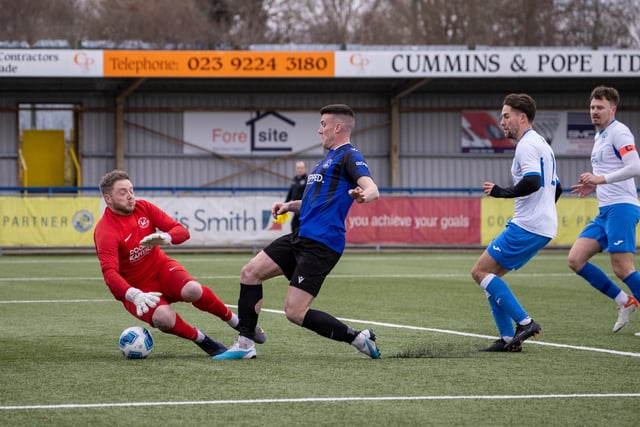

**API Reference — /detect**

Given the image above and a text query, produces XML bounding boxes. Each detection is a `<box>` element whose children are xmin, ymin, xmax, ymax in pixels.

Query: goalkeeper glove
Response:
<box><xmin>125</xmin><ymin>287</ymin><xmax>162</xmax><ymax>317</ymax></box>
<box><xmin>140</xmin><ymin>232</ymin><xmax>172</xmax><ymax>247</ymax></box>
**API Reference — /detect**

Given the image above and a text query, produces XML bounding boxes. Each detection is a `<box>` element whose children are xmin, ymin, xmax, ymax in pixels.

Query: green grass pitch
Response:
<box><xmin>1</xmin><ymin>251</ymin><xmax>639</xmax><ymax>426</ymax></box>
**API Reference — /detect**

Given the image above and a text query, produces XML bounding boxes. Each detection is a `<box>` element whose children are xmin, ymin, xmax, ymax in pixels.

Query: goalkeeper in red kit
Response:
<box><xmin>94</xmin><ymin>169</ymin><xmax>265</xmax><ymax>356</ymax></box>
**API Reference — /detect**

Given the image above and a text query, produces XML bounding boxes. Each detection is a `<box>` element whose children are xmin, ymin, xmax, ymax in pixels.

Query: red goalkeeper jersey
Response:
<box><xmin>94</xmin><ymin>199</ymin><xmax>189</xmax><ymax>301</ymax></box>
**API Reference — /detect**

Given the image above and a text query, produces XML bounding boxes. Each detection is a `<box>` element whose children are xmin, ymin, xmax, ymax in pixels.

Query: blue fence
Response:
<box><xmin>0</xmin><ymin>186</ymin><xmax>486</xmax><ymax>196</ymax></box>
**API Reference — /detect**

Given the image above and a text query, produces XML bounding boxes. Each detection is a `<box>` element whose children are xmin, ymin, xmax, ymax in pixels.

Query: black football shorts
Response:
<box><xmin>264</xmin><ymin>233</ymin><xmax>341</xmax><ymax>297</ymax></box>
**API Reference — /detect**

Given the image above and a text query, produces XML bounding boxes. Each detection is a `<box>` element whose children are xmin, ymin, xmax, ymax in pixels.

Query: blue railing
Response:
<box><xmin>0</xmin><ymin>186</ymin><xmax>487</xmax><ymax>195</ymax></box>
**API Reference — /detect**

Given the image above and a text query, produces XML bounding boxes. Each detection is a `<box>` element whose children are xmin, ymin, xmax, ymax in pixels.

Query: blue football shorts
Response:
<box><xmin>487</xmin><ymin>221</ymin><xmax>551</xmax><ymax>270</ymax></box>
<box><xmin>578</xmin><ymin>203</ymin><xmax>640</xmax><ymax>253</ymax></box>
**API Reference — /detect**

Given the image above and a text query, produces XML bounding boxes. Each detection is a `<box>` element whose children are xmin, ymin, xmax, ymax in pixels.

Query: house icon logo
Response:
<box><xmin>245</xmin><ymin>111</ymin><xmax>296</xmax><ymax>152</ymax></box>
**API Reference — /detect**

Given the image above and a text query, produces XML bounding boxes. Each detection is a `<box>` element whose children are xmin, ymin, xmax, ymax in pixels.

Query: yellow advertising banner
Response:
<box><xmin>480</xmin><ymin>198</ymin><xmax>514</xmax><ymax>245</ymax></box>
<box><xmin>0</xmin><ymin>197</ymin><xmax>100</xmax><ymax>246</ymax></box>
<box><xmin>0</xmin><ymin>195</ymin><xmax>635</xmax><ymax>248</ymax></box>
<box><xmin>554</xmin><ymin>198</ymin><xmax>600</xmax><ymax>245</ymax></box>
<box><xmin>480</xmin><ymin>197</ymin><xmax>636</xmax><ymax>246</ymax></box>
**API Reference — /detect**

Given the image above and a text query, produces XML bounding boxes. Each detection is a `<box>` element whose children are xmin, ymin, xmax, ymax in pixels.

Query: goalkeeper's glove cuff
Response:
<box><xmin>158</xmin><ymin>232</ymin><xmax>172</xmax><ymax>244</ymax></box>
<box><xmin>140</xmin><ymin>232</ymin><xmax>172</xmax><ymax>247</ymax></box>
<box><xmin>125</xmin><ymin>287</ymin><xmax>162</xmax><ymax>316</ymax></box>
<box><xmin>125</xmin><ymin>287</ymin><xmax>142</xmax><ymax>302</ymax></box>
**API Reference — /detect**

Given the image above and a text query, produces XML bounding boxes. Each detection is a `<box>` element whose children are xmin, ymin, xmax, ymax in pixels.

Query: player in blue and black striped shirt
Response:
<box><xmin>214</xmin><ymin>104</ymin><xmax>382</xmax><ymax>360</ymax></box>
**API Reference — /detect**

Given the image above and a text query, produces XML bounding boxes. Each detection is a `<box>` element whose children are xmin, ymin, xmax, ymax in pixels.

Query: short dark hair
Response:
<box><xmin>590</xmin><ymin>85</ymin><xmax>619</xmax><ymax>106</ymax></box>
<box><xmin>99</xmin><ymin>170</ymin><xmax>129</xmax><ymax>194</ymax></box>
<box><xmin>503</xmin><ymin>93</ymin><xmax>536</xmax><ymax>122</ymax></box>
<box><xmin>320</xmin><ymin>104</ymin><xmax>355</xmax><ymax>118</ymax></box>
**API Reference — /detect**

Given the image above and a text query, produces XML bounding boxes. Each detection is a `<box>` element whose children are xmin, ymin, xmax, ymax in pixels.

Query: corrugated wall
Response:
<box><xmin>80</xmin><ymin>97</ymin><xmax>115</xmax><ymax>189</ymax></box>
<box><xmin>87</xmin><ymin>92</ymin><xmax>394</xmax><ymax>189</ymax></box>
<box><xmin>2</xmin><ymin>89</ymin><xmax>639</xmax><ymax>192</ymax></box>
<box><xmin>397</xmin><ymin>91</ymin><xmax>640</xmax><ymax>190</ymax></box>
<box><xmin>0</xmin><ymin>109</ymin><xmax>16</xmax><ymax>186</ymax></box>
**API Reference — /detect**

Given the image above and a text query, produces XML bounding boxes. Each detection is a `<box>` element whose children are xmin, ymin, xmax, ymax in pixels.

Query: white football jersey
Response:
<box><xmin>591</xmin><ymin>120</ymin><xmax>640</xmax><ymax>207</ymax></box>
<box><xmin>510</xmin><ymin>129</ymin><xmax>559</xmax><ymax>238</ymax></box>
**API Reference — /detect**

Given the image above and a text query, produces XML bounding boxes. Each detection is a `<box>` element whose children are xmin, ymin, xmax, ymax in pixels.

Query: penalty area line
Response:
<box><xmin>337</xmin><ymin>316</ymin><xmax>640</xmax><ymax>358</ymax></box>
<box><xmin>2</xmin><ymin>302</ymin><xmax>637</xmax><ymax>358</ymax></box>
<box><xmin>2</xmin><ymin>393</ymin><xmax>640</xmax><ymax>410</ymax></box>
<box><xmin>252</xmin><ymin>308</ymin><xmax>640</xmax><ymax>359</ymax></box>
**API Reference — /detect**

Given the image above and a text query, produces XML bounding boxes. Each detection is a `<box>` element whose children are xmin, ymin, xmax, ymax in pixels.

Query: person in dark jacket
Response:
<box><xmin>285</xmin><ymin>160</ymin><xmax>308</xmax><ymax>233</ymax></box>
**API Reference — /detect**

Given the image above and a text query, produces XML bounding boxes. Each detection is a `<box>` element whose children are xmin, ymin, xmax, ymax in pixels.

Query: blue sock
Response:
<box><xmin>485</xmin><ymin>276</ymin><xmax>528</xmax><ymax>324</ymax></box>
<box><xmin>487</xmin><ymin>294</ymin><xmax>515</xmax><ymax>337</ymax></box>
<box><xmin>577</xmin><ymin>262</ymin><xmax>622</xmax><ymax>300</ymax></box>
<box><xmin>623</xmin><ymin>271</ymin><xmax>640</xmax><ymax>299</ymax></box>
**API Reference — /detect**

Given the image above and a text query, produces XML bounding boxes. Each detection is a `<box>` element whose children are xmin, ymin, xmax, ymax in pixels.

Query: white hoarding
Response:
<box><xmin>0</xmin><ymin>50</ymin><xmax>103</xmax><ymax>77</ymax></box>
<box><xmin>183</xmin><ymin>111</ymin><xmax>324</xmax><ymax>156</ymax></box>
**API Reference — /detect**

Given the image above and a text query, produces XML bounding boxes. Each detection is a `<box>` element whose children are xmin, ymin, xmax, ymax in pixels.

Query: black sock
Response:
<box><xmin>238</xmin><ymin>283</ymin><xmax>262</xmax><ymax>339</ymax></box>
<box><xmin>302</xmin><ymin>309</ymin><xmax>358</xmax><ymax>343</ymax></box>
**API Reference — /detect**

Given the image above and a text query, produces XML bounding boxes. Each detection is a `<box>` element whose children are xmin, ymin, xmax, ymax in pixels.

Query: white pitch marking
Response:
<box><xmin>0</xmin><ymin>300</ymin><xmax>637</xmax><ymax>357</ymax></box>
<box><xmin>2</xmin><ymin>393</ymin><xmax>640</xmax><ymax>411</ymax></box>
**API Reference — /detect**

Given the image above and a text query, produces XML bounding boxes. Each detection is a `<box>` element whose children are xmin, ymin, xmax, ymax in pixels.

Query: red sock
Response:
<box><xmin>192</xmin><ymin>286</ymin><xmax>232</xmax><ymax>321</ymax></box>
<box><xmin>166</xmin><ymin>313</ymin><xmax>198</xmax><ymax>340</ymax></box>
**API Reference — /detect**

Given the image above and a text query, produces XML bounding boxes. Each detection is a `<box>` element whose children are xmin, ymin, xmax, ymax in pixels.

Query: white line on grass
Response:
<box><xmin>0</xmin><ymin>255</ymin><xmax>482</xmax><ymax>265</ymax></box>
<box><xmin>255</xmin><ymin>308</ymin><xmax>640</xmax><ymax>358</ymax></box>
<box><xmin>0</xmin><ymin>272</ymin><xmax>579</xmax><ymax>283</ymax></box>
<box><xmin>333</xmin><ymin>314</ymin><xmax>640</xmax><ymax>358</ymax></box>
<box><xmin>0</xmin><ymin>257</ymin><xmax>250</xmax><ymax>265</ymax></box>
<box><xmin>0</xmin><ymin>299</ymin><xmax>113</xmax><ymax>304</ymax></box>
<box><xmin>0</xmin><ymin>277</ymin><xmax>106</xmax><ymax>282</ymax></box>
<box><xmin>315</xmin><ymin>311</ymin><xmax>640</xmax><ymax>358</ymax></box>
<box><xmin>2</xmin><ymin>393</ymin><xmax>640</xmax><ymax>411</ymax></box>
<box><xmin>0</xmin><ymin>299</ymin><xmax>638</xmax><ymax>358</ymax></box>
<box><xmin>0</xmin><ymin>254</ymin><xmax>575</xmax><ymax>265</ymax></box>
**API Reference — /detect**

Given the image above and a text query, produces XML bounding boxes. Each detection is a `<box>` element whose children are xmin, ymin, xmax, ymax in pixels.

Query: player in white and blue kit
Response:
<box><xmin>214</xmin><ymin>104</ymin><xmax>382</xmax><ymax>360</ymax></box>
<box><xmin>471</xmin><ymin>93</ymin><xmax>562</xmax><ymax>352</ymax></box>
<box><xmin>568</xmin><ymin>86</ymin><xmax>640</xmax><ymax>334</ymax></box>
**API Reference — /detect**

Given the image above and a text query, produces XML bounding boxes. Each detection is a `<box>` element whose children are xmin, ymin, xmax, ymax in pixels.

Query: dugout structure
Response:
<box><xmin>0</xmin><ymin>45</ymin><xmax>639</xmax><ymax>251</ymax></box>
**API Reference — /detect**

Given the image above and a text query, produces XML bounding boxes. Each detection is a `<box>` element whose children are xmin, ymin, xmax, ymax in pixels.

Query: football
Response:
<box><xmin>119</xmin><ymin>326</ymin><xmax>154</xmax><ymax>359</ymax></box>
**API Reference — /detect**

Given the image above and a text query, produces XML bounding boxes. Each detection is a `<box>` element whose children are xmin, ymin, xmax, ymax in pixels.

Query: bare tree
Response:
<box><xmin>265</xmin><ymin>0</ymin><xmax>383</xmax><ymax>44</ymax></box>
<box><xmin>75</xmin><ymin>0</ymin><xmax>270</xmax><ymax>48</ymax></box>
<box><xmin>484</xmin><ymin>0</ymin><xmax>556</xmax><ymax>46</ymax></box>
<box><xmin>301</xmin><ymin>0</ymin><xmax>637</xmax><ymax>48</ymax></box>
<box><xmin>220</xmin><ymin>0</ymin><xmax>271</xmax><ymax>46</ymax></box>
<box><xmin>555</xmin><ymin>0</ymin><xmax>640</xmax><ymax>48</ymax></box>
<box><xmin>82</xmin><ymin>0</ymin><xmax>214</xmax><ymax>46</ymax></box>
<box><xmin>0</xmin><ymin>0</ymin><xmax>82</xmax><ymax>45</ymax></box>
<box><xmin>0</xmin><ymin>0</ymin><xmax>638</xmax><ymax>48</ymax></box>
<box><xmin>354</xmin><ymin>0</ymin><xmax>557</xmax><ymax>47</ymax></box>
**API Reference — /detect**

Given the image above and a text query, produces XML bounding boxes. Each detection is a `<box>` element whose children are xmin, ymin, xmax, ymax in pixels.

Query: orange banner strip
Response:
<box><xmin>103</xmin><ymin>51</ymin><xmax>335</xmax><ymax>78</ymax></box>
